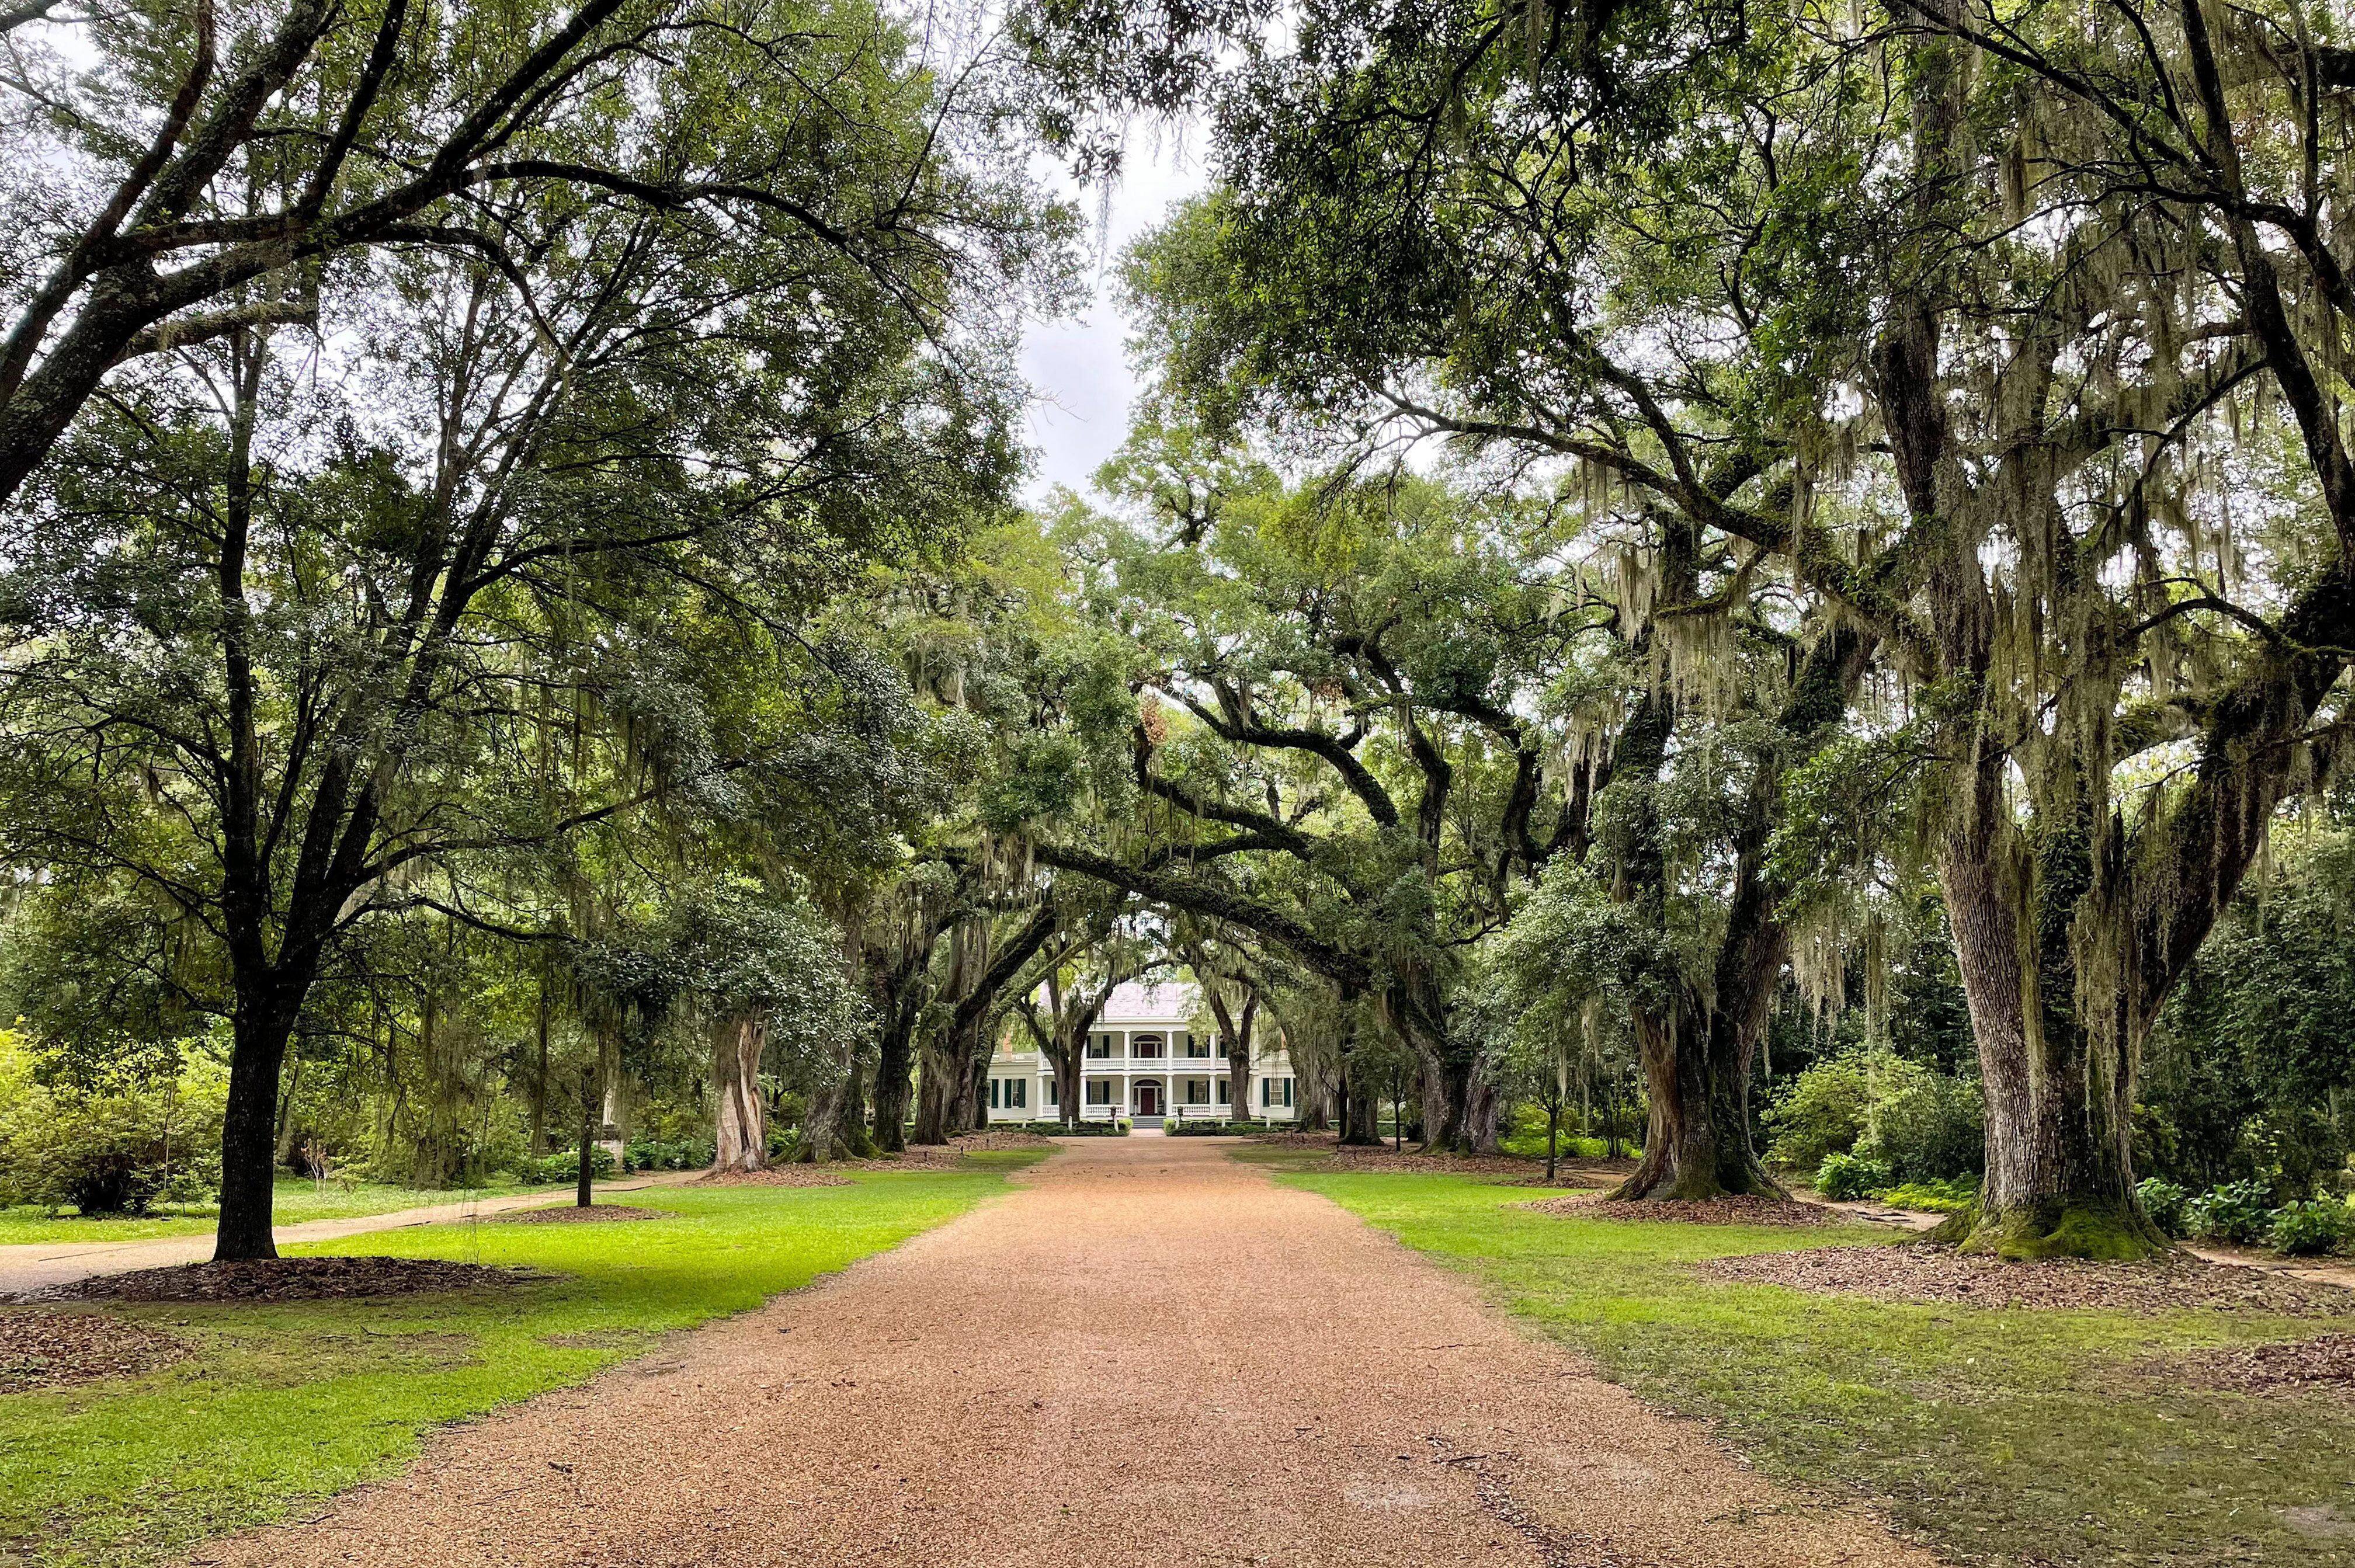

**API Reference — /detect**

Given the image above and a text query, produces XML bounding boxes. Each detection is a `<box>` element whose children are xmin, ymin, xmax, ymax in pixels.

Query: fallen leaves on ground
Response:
<box><xmin>1317</xmin><ymin>1146</ymin><xmax>1586</xmax><ymax>1179</ymax></box>
<box><xmin>0</xmin><ymin>1309</ymin><xmax>189</xmax><ymax>1390</ymax></box>
<box><xmin>1524</xmin><ymin>1192</ymin><xmax>1835</xmax><ymax>1225</ymax></box>
<box><xmin>492</xmin><ymin>1204</ymin><xmax>673</xmax><ymax>1224</ymax></box>
<box><xmin>2166</xmin><ymin>1333</ymin><xmax>2355</xmax><ymax>1399</ymax></box>
<box><xmin>1704</xmin><ymin>1244</ymin><xmax>2355</xmax><ymax>1315</ymax></box>
<box><xmin>18</xmin><ymin>1256</ymin><xmax>547</xmax><ymax>1305</ymax></box>
<box><xmin>693</xmin><ymin>1169</ymin><xmax>854</xmax><ymax>1187</ymax></box>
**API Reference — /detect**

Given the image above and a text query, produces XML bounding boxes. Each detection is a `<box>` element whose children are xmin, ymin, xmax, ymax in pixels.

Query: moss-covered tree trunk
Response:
<box><xmin>1611</xmin><ymin>989</ymin><xmax>1780</xmax><ymax>1201</ymax></box>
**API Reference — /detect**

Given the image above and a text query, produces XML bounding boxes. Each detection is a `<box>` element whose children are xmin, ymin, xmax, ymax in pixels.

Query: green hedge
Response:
<box><xmin>1163</xmin><ymin>1119</ymin><xmax>1265</xmax><ymax>1136</ymax></box>
<box><xmin>1015</xmin><ymin>1119</ymin><xmax>1129</xmax><ymax>1137</ymax></box>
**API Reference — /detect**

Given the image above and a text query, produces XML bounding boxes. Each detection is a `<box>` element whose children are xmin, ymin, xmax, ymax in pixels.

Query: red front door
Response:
<box><xmin>1137</xmin><ymin>1083</ymin><xmax>1161</xmax><ymax>1116</ymax></box>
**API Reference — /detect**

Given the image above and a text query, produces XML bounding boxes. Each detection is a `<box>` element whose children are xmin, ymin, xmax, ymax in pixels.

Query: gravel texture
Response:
<box><xmin>0</xmin><ymin>1308</ymin><xmax>189</xmax><ymax>1390</ymax></box>
<box><xmin>491</xmin><ymin>1205</ymin><xmax>673</xmax><ymax>1225</ymax></box>
<box><xmin>20</xmin><ymin>1256</ymin><xmax>545</xmax><ymax>1305</ymax></box>
<box><xmin>2165</xmin><ymin>1332</ymin><xmax>2355</xmax><ymax>1399</ymax></box>
<box><xmin>185</xmin><ymin>1136</ymin><xmax>1932</xmax><ymax>1568</ymax></box>
<box><xmin>1704</xmin><ymin>1244</ymin><xmax>2355</xmax><ymax>1315</ymax></box>
<box><xmin>1526</xmin><ymin>1193</ymin><xmax>1835</xmax><ymax>1226</ymax></box>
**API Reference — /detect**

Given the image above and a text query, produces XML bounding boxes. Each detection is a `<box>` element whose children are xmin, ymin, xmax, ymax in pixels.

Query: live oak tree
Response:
<box><xmin>1014</xmin><ymin>446</ymin><xmax>1593</xmax><ymax>1150</ymax></box>
<box><xmin>0</xmin><ymin>0</ymin><xmax>1068</xmax><ymax>506</ymax></box>
<box><xmin>656</xmin><ymin>882</ymin><xmax>862</xmax><ymax>1176</ymax></box>
<box><xmin>1811</xmin><ymin>0</ymin><xmax>2355</xmax><ymax>1255</ymax></box>
<box><xmin>0</xmin><ymin>7</ymin><xmax>1067</xmax><ymax>1256</ymax></box>
<box><xmin>1111</xmin><ymin>8</ymin><xmax>1892</xmax><ymax>1194</ymax></box>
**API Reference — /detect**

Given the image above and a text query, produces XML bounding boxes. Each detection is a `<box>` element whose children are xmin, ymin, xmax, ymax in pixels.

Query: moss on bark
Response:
<box><xmin>1939</xmin><ymin>1199</ymin><xmax>2171</xmax><ymax>1260</ymax></box>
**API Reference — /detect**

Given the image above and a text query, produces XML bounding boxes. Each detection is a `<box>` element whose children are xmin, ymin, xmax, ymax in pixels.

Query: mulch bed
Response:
<box><xmin>18</xmin><ymin>1256</ymin><xmax>548</xmax><ymax>1306</ymax></box>
<box><xmin>694</xmin><ymin>1168</ymin><xmax>854</xmax><ymax>1188</ymax></box>
<box><xmin>492</xmin><ymin>1204</ymin><xmax>672</xmax><ymax>1224</ymax></box>
<box><xmin>1316</xmin><ymin>1147</ymin><xmax>1559</xmax><ymax>1178</ymax></box>
<box><xmin>850</xmin><ymin>1132</ymin><xmax>1053</xmax><ymax>1170</ymax></box>
<box><xmin>1524</xmin><ymin>1192</ymin><xmax>1836</xmax><ymax>1226</ymax></box>
<box><xmin>1703</xmin><ymin>1244</ymin><xmax>2355</xmax><ymax>1316</ymax></box>
<box><xmin>947</xmin><ymin>1130</ymin><xmax>1056</xmax><ymax>1150</ymax></box>
<box><xmin>2163</xmin><ymin>1333</ymin><xmax>2355</xmax><ymax>1399</ymax></box>
<box><xmin>0</xmin><ymin>1309</ymin><xmax>190</xmax><ymax>1391</ymax></box>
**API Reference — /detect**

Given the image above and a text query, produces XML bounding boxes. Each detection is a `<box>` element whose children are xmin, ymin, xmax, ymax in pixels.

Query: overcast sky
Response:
<box><xmin>1017</xmin><ymin>138</ymin><xmax>1210</xmax><ymax>505</ymax></box>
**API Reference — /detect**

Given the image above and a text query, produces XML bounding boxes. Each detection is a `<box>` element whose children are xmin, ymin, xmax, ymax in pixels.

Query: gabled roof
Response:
<box><xmin>1099</xmin><ymin>979</ymin><xmax>1199</xmax><ymax>1026</ymax></box>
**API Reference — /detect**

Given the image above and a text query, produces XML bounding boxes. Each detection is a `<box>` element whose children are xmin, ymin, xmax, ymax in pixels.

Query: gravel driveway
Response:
<box><xmin>185</xmin><ymin>1136</ymin><xmax>1932</xmax><ymax>1568</ymax></box>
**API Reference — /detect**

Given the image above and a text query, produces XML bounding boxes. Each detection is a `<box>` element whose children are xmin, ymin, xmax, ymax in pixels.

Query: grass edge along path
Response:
<box><xmin>1279</xmin><ymin>1166</ymin><xmax>2355</xmax><ymax>1568</ymax></box>
<box><xmin>1</xmin><ymin>1153</ymin><xmax>1045</xmax><ymax>1568</ymax></box>
<box><xmin>0</xmin><ymin>1177</ymin><xmax>585</xmax><ymax>1246</ymax></box>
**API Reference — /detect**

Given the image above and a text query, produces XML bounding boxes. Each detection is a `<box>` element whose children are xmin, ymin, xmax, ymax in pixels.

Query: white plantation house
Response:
<box><xmin>985</xmin><ymin>981</ymin><xmax>1300</xmax><ymax>1128</ymax></box>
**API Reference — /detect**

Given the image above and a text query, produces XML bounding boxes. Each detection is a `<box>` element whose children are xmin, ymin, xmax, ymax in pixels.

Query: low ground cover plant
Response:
<box><xmin>1812</xmin><ymin>1152</ymin><xmax>1894</xmax><ymax>1201</ymax></box>
<box><xmin>623</xmin><ymin>1139</ymin><xmax>715</xmax><ymax>1171</ymax></box>
<box><xmin>533</xmin><ymin>1146</ymin><xmax>619</xmax><ymax>1185</ymax></box>
<box><xmin>1871</xmin><ymin>1176</ymin><xmax>1979</xmax><ymax>1213</ymax></box>
<box><xmin>2268</xmin><ymin>1199</ymin><xmax>2355</xmax><ymax>1257</ymax></box>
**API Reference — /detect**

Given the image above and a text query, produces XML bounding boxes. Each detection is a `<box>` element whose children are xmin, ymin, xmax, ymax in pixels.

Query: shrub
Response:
<box><xmin>2186</xmin><ymin>1180</ymin><xmax>2277</xmax><ymax>1244</ymax></box>
<box><xmin>534</xmin><ymin>1145</ymin><xmax>617</xmax><ymax>1185</ymax></box>
<box><xmin>1861</xmin><ymin>1066</ymin><xmax>1984</xmax><ymax>1183</ymax></box>
<box><xmin>2269</xmin><ymin>1200</ymin><xmax>2354</xmax><ymax>1257</ymax></box>
<box><xmin>0</xmin><ymin>1049</ymin><xmax>227</xmax><ymax>1214</ymax></box>
<box><xmin>1877</xmin><ymin>1176</ymin><xmax>1980</xmax><ymax>1214</ymax></box>
<box><xmin>1764</xmin><ymin>1055</ymin><xmax>1872</xmax><ymax>1173</ymax></box>
<box><xmin>624</xmin><ymin>1138</ymin><xmax>715</xmax><ymax>1171</ymax></box>
<box><xmin>1164</xmin><ymin>1119</ymin><xmax>1260</xmax><ymax>1136</ymax></box>
<box><xmin>1499</xmin><ymin>1112</ymin><xmax>1620</xmax><ymax>1162</ymax></box>
<box><xmin>1766</xmin><ymin>1048</ymin><xmax>1981</xmax><ymax>1182</ymax></box>
<box><xmin>2136</xmin><ymin>1177</ymin><xmax>2192</xmax><ymax>1239</ymax></box>
<box><xmin>1814</xmin><ymin>1152</ymin><xmax>1894</xmax><ymax>1201</ymax></box>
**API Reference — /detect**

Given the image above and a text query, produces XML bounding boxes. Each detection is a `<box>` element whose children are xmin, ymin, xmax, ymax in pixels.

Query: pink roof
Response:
<box><xmin>1099</xmin><ymin>980</ymin><xmax>1199</xmax><ymax>1025</ymax></box>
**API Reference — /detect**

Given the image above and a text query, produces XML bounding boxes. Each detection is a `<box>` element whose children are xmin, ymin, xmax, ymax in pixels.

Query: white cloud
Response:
<box><xmin>1020</xmin><ymin>135</ymin><xmax>1208</xmax><ymax>505</ymax></box>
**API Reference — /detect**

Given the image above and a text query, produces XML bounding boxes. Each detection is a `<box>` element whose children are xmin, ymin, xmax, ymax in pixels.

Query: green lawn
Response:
<box><xmin>1281</xmin><ymin>1167</ymin><xmax>2355</xmax><ymax>1568</ymax></box>
<box><xmin>0</xmin><ymin>1176</ymin><xmax>586</xmax><ymax>1246</ymax></box>
<box><xmin>2</xmin><ymin>1154</ymin><xmax>1042</xmax><ymax>1567</ymax></box>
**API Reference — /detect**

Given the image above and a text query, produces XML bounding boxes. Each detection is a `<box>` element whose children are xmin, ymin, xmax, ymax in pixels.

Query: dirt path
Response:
<box><xmin>0</xmin><ymin>1176</ymin><xmax>698</xmax><ymax>1298</ymax></box>
<box><xmin>185</xmin><ymin>1137</ymin><xmax>1932</xmax><ymax>1568</ymax></box>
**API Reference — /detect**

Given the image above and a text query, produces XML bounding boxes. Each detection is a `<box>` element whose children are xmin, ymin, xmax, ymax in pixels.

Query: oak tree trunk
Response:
<box><xmin>1934</xmin><ymin>795</ymin><xmax>2165</xmax><ymax>1258</ymax></box>
<box><xmin>713</xmin><ymin>1014</ymin><xmax>767</xmax><ymax>1172</ymax></box>
<box><xmin>871</xmin><ymin>1012</ymin><xmax>919</xmax><ymax>1152</ymax></box>
<box><xmin>1339</xmin><ymin>1058</ymin><xmax>1381</xmax><ymax>1146</ymax></box>
<box><xmin>214</xmin><ymin>992</ymin><xmax>303</xmax><ymax>1261</ymax></box>
<box><xmin>1610</xmin><ymin>996</ymin><xmax>1777</xmax><ymax>1201</ymax></box>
